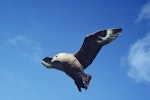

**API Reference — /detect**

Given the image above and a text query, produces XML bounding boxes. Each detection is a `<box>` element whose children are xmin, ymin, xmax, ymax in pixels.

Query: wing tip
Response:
<box><xmin>99</xmin><ymin>28</ymin><xmax>122</xmax><ymax>44</ymax></box>
<box><xmin>108</xmin><ymin>28</ymin><xmax>122</xmax><ymax>34</ymax></box>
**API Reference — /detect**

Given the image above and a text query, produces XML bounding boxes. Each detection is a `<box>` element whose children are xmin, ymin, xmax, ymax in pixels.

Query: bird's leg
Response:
<box><xmin>75</xmin><ymin>80</ymin><xmax>82</xmax><ymax>92</ymax></box>
<box><xmin>74</xmin><ymin>73</ymin><xmax>91</xmax><ymax>92</ymax></box>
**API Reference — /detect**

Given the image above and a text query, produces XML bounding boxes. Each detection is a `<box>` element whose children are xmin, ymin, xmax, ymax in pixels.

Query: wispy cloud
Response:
<box><xmin>5</xmin><ymin>35</ymin><xmax>43</xmax><ymax>63</ymax></box>
<box><xmin>127</xmin><ymin>33</ymin><xmax>150</xmax><ymax>82</ymax></box>
<box><xmin>136</xmin><ymin>1</ymin><xmax>150</xmax><ymax>22</ymax></box>
<box><xmin>27</xmin><ymin>44</ymin><xmax>42</xmax><ymax>63</ymax></box>
<box><xmin>124</xmin><ymin>1</ymin><xmax>150</xmax><ymax>83</ymax></box>
<box><xmin>8</xmin><ymin>35</ymin><xmax>28</xmax><ymax>46</ymax></box>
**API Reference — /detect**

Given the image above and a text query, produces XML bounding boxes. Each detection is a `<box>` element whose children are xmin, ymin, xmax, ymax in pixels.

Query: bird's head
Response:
<box><xmin>41</xmin><ymin>53</ymin><xmax>67</xmax><ymax>69</ymax></box>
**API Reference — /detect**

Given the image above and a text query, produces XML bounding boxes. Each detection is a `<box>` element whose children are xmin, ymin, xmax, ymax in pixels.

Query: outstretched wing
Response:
<box><xmin>74</xmin><ymin>28</ymin><xmax>122</xmax><ymax>69</ymax></box>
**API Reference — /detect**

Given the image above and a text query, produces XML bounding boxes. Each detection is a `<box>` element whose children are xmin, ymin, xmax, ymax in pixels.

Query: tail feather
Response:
<box><xmin>75</xmin><ymin>74</ymin><xmax>91</xmax><ymax>92</ymax></box>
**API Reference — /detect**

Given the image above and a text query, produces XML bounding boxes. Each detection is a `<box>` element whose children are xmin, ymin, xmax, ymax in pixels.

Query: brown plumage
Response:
<box><xmin>42</xmin><ymin>28</ymin><xmax>122</xmax><ymax>91</ymax></box>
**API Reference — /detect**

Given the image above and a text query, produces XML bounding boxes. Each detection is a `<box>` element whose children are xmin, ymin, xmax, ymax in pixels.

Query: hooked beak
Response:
<box><xmin>42</xmin><ymin>56</ymin><xmax>53</xmax><ymax>68</ymax></box>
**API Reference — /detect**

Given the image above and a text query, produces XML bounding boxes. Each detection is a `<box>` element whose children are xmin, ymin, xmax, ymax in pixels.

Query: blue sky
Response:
<box><xmin>0</xmin><ymin>0</ymin><xmax>150</xmax><ymax>100</ymax></box>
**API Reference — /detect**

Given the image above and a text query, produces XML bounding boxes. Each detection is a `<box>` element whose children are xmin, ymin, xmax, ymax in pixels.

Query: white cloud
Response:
<box><xmin>123</xmin><ymin>1</ymin><xmax>150</xmax><ymax>83</ymax></box>
<box><xmin>27</xmin><ymin>44</ymin><xmax>42</xmax><ymax>63</ymax></box>
<box><xmin>5</xmin><ymin>35</ymin><xmax>43</xmax><ymax>63</ymax></box>
<box><xmin>8</xmin><ymin>35</ymin><xmax>28</xmax><ymax>46</ymax></box>
<box><xmin>136</xmin><ymin>1</ymin><xmax>150</xmax><ymax>22</ymax></box>
<box><xmin>127</xmin><ymin>33</ymin><xmax>150</xmax><ymax>83</ymax></box>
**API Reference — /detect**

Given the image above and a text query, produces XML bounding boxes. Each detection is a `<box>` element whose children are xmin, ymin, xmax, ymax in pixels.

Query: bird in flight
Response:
<box><xmin>42</xmin><ymin>28</ymin><xmax>122</xmax><ymax>92</ymax></box>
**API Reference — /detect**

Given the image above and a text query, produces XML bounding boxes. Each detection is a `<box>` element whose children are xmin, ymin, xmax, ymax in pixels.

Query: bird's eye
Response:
<box><xmin>55</xmin><ymin>55</ymin><xmax>58</xmax><ymax>57</ymax></box>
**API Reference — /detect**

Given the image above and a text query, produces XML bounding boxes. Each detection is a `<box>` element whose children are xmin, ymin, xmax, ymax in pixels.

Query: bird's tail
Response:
<box><xmin>75</xmin><ymin>73</ymin><xmax>91</xmax><ymax>92</ymax></box>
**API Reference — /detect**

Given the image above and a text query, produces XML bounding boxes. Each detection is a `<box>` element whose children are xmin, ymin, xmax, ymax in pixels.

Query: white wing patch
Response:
<box><xmin>96</xmin><ymin>28</ymin><xmax>120</xmax><ymax>44</ymax></box>
<box><xmin>101</xmin><ymin>29</ymin><xmax>113</xmax><ymax>41</ymax></box>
